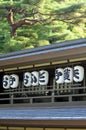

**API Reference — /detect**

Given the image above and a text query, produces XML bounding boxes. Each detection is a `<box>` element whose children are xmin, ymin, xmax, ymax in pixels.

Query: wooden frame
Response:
<box><xmin>0</xmin><ymin>119</ymin><xmax>86</xmax><ymax>128</ymax></box>
<box><xmin>0</xmin><ymin>38</ymin><xmax>86</xmax><ymax>108</ymax></box>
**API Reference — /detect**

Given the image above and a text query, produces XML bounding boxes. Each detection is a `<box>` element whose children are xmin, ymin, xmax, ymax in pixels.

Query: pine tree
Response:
<box><xmin>0</xmin><ymin>0</ymin><xmax>86</xmax><ymax>53</ymax></box>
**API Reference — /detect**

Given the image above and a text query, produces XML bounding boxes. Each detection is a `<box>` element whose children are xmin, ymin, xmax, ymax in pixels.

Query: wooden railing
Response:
<box><xmin>0</xmin><ymin>85</ymin><xmax>86</xmax><ymax>107</ymax></box>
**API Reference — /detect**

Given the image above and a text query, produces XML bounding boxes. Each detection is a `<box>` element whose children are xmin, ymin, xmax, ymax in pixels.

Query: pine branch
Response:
<box><xmin>7</xmin><ymin>9</ymin><xmax>38</xmax><ymax>36</ymax></box>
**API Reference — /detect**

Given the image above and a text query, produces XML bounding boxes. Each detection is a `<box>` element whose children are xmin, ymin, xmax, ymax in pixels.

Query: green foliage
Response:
<box><xmin>0</xmin><ymin>0</ymin><xmax>86</xmax><ymax>53</ymax></box>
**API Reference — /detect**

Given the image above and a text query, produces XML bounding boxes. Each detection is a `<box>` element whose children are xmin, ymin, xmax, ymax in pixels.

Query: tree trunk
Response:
<box><xmin>8</xmin><ymin>9</ymin><xmax>38</xmax><ymax>36</ymax></box>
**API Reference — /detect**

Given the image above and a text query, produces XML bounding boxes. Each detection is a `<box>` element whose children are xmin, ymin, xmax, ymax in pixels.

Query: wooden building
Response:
<box><xmin>0</xmin><ymin>38</ymin><xmax>86</xmax><ymax>108</ymax></box>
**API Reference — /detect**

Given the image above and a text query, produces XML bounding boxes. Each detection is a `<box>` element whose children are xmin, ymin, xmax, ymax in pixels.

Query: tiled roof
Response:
<box><xmin>0</xmin><ymin>38</ymin><xmax>86</xmax><ymax>59</ymax></box>
<box><xmin>0</xmin><ymin>107</ymin><xmax>86</xmax><ymax>119</ymax></box>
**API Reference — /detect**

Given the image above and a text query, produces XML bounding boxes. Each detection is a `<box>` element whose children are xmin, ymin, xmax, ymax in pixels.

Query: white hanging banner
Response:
<box><xmin>73</xmin><ymin>65</ymin><xmax>84</xmax><ymax>82</ymax></box>
<box><xmin>3</xmin><ymin>75</ymin><xmax>10</xmax><ymax>89</ymax></box>
<box><xmin>55</xmin><ymin>68</ymin><xmax>64</xmax><ymax>84</ymax></box>
<box><xmin>39</xmin><ymin>70</ymin><xmax>49</xmax><ymax>85</ymax></box>
<box><xmin>10</xmin><ymin>74</ymin><xmax>19</xmax><ymax>88</ymax></box>
<box><xmin>31</xmin><ymin>71</ymin><xmax>39</xmax><ymax>86</ymax></box>
<box><xmin>24</xmin><ymin>72</ymin><xmax>31</xmax><ymax>87</ymax></box>
<box><xmin>64</xmin><ymin>67</ymin><xmax>73</xmax><ymax>83</ymax></box>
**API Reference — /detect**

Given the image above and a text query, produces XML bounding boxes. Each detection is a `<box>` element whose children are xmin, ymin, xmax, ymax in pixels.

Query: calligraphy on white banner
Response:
<box><xmin>55</xmin><ymin>65</ymin><xmax>84</xmax><ymax>84</ymax></box>
<box><xmin>3</xmin><ymin>70</ymin><xmax>49</xmax><ymax>89</ymax></box>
